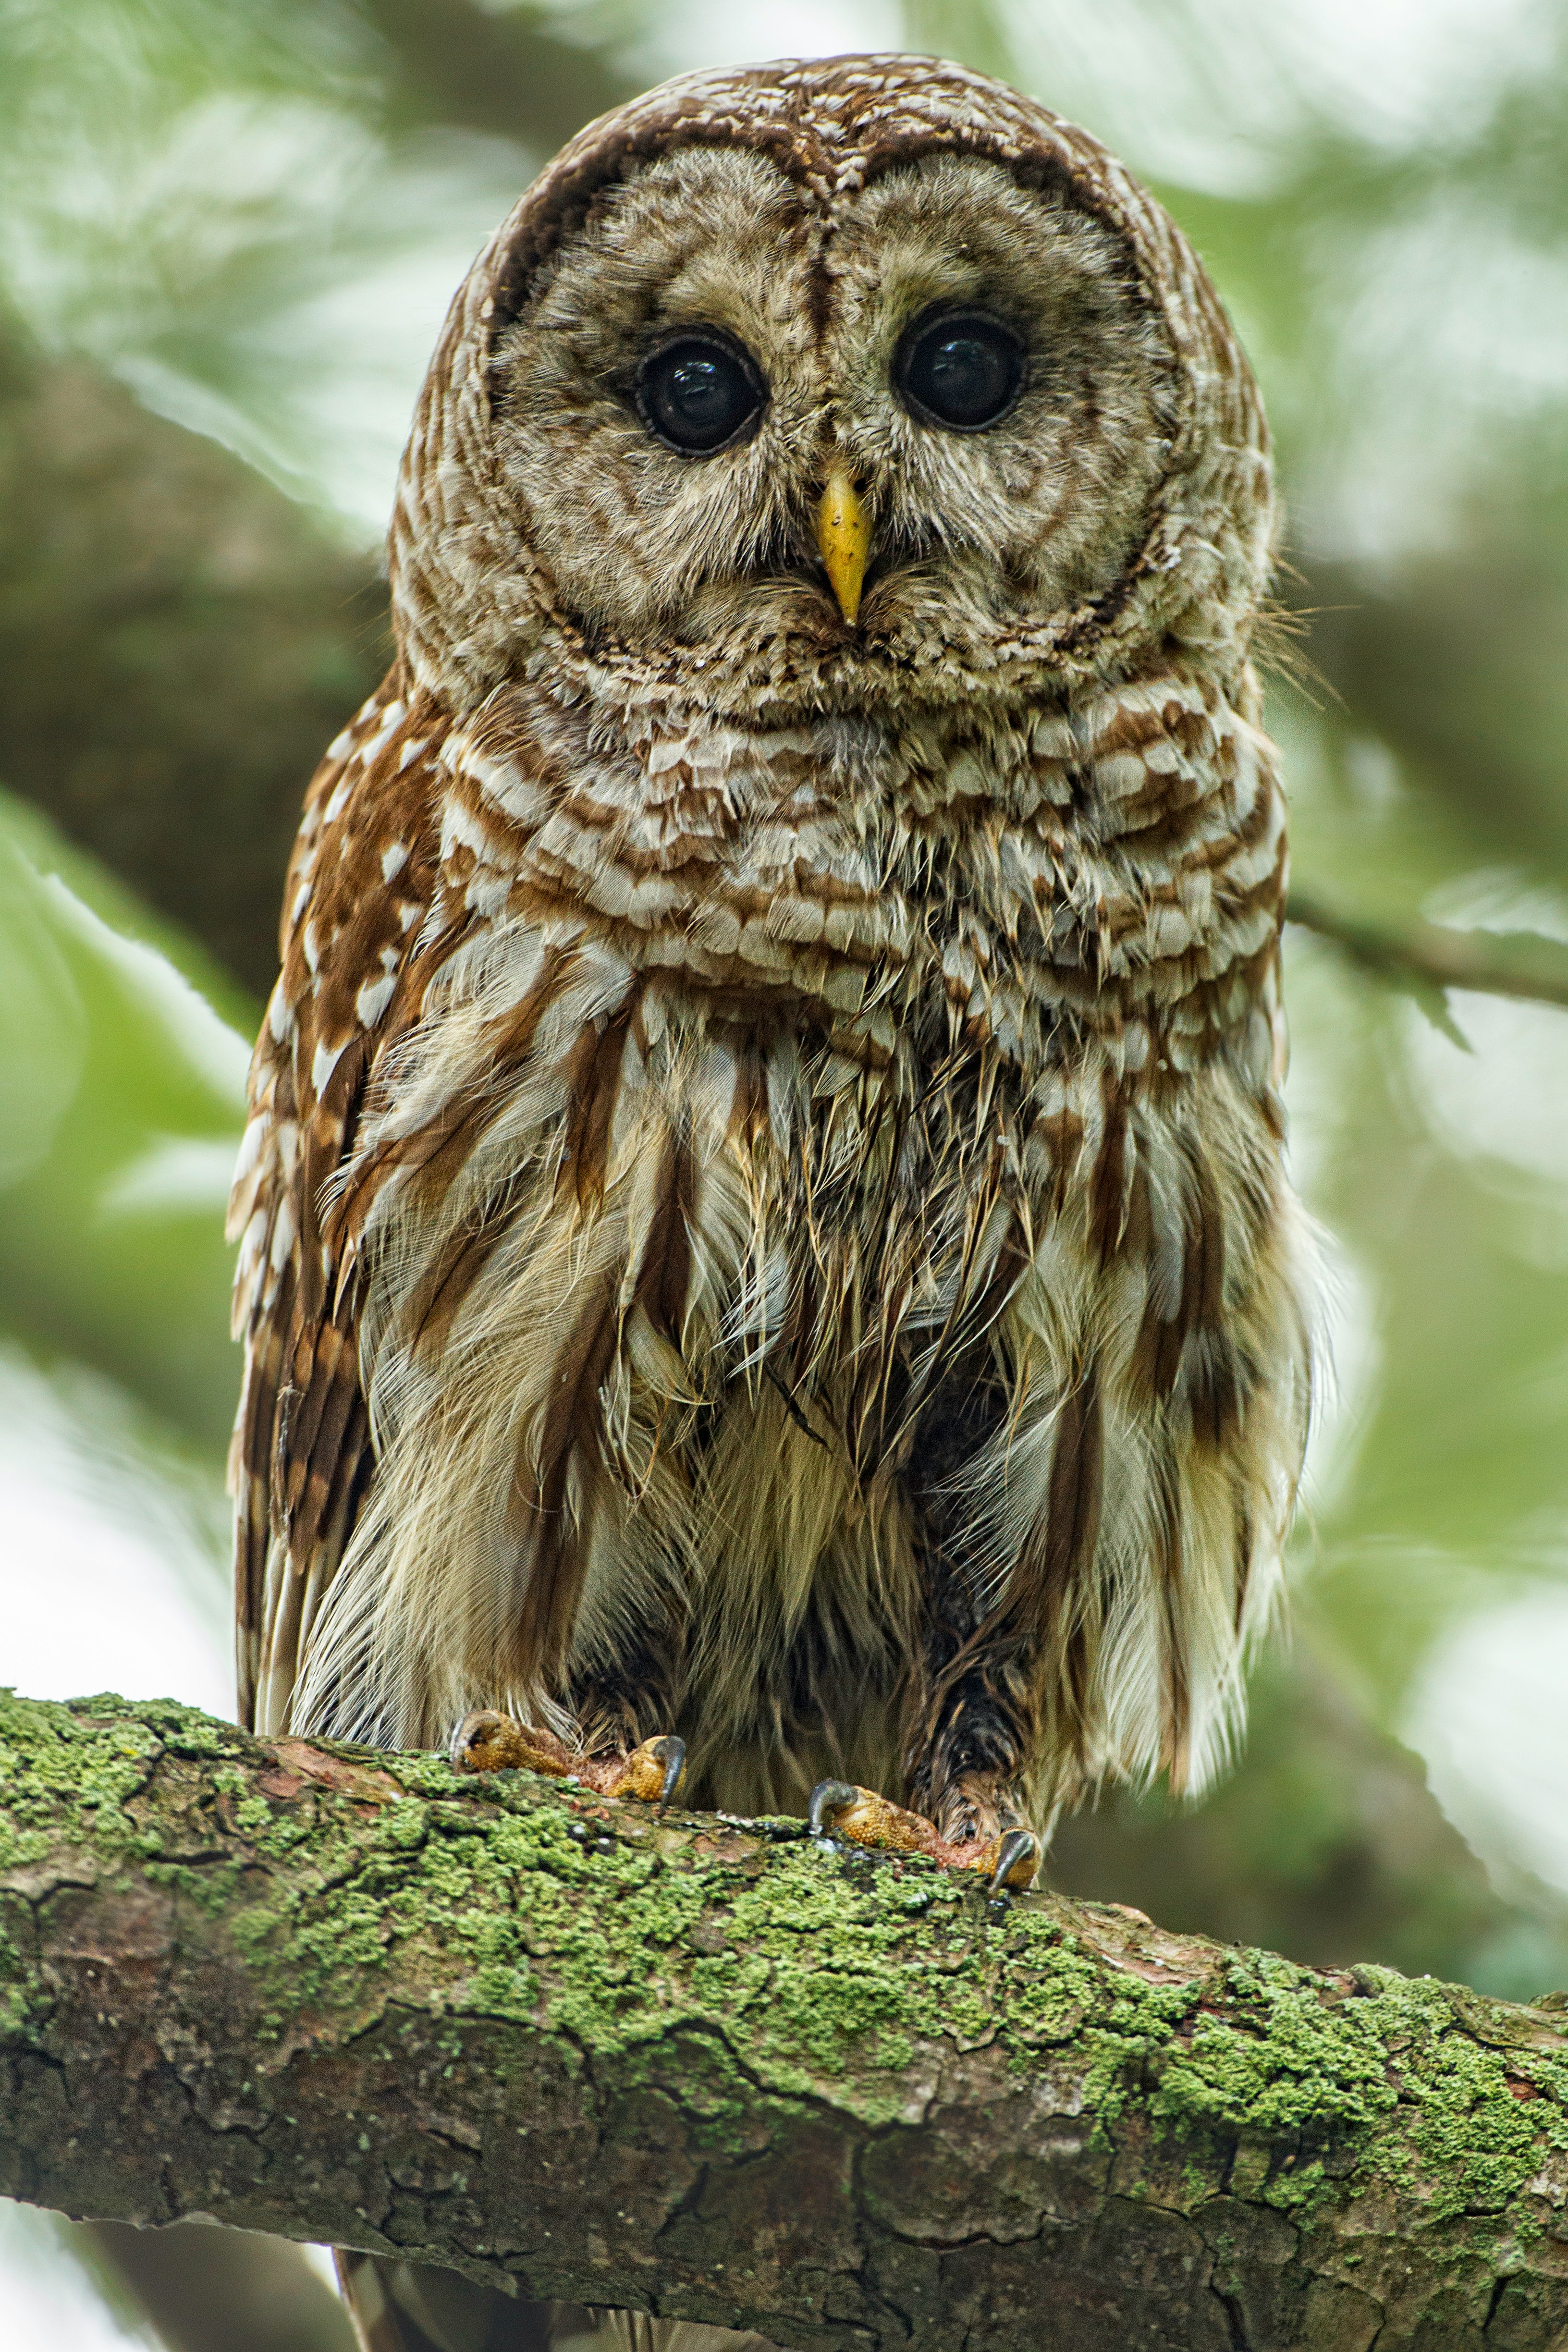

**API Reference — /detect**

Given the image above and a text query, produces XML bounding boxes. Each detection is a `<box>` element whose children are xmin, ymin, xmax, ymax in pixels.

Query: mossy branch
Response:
<box><xmin>4</xmin><ymin>1694</ymin><xmax>1568</xmax><ymax>2350</ymax></box>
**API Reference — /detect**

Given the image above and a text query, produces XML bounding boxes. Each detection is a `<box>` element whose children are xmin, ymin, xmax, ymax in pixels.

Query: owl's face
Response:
<box><xmin>487</xmin><ymin>143</ymin><xmax>1179</xmax><ymax>710</ymax></box>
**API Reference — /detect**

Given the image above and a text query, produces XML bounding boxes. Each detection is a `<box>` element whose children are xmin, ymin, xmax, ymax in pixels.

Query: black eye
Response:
<box><xmin>894</xmin><ymin>309</ymin><xmax>1026</xmax><ymax>433</ymax></box>
<box><xmin>636</xmin><ymin>332</ymin><xmax>766</xmax><ymax>455</ymax></box>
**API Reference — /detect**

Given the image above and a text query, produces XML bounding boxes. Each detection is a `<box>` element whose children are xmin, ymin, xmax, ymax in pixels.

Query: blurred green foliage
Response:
<box><xmin>3</xmin><ymin>3</ymin><xmax>1568</xmax><ymax>2342</ymax></box>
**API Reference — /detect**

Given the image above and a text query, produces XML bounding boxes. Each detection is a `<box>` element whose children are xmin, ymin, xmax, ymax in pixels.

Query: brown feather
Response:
<box><xmin>510</xmin><ymin>1256</ymin><xmax>622</xmax><ymax>1687</ymax></box>
<box><xmin>1085</xmin><ymin>1081</ymin><xmax>1129</xmax><ymax>1264</ymax></box>
<box><xmin>1154</xmin><ymin>1465</ymin><xmax>1192</xmax><ymax>1787</ymax></box>
<box><xmin>629</xmin><ymin>1129</ymin><xmax>695</xmax><ymax>1348</ymax></box>
<box><xmin>558</xmin><ymin>1008</ymin><xmax>632</xmax><ymax>1209</ymax></box>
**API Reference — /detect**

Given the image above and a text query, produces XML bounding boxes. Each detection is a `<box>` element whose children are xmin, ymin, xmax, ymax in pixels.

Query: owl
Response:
<box><xmin>229</xmin><ymin>52</ymin><xmax>1312</xmax><ymax>2352</ymax></box>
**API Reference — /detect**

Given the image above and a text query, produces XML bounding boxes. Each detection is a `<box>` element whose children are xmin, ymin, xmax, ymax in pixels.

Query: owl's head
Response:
<box><xmin>391</xmin><ymin>58</ymin><xmax>1274</xmax><ymax>721</ymax></box>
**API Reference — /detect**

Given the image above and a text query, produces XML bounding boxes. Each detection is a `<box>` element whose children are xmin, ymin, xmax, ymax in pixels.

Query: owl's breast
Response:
<box><xmin>422</xmin><ymin>695</ymin><xmax>932</xmax><ymax>1076</ymax></box>
<box><xmin>332</xmin><ymin>665</ymin><xmax>1288</xmax><ymax>1423</ymax></box>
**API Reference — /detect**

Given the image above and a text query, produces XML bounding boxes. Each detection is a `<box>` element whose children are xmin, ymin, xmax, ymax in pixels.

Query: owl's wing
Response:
<box><xmin>228</xmin><ymin>674</ymin><xmax>446</xmax><ymax>1735</ymax></box>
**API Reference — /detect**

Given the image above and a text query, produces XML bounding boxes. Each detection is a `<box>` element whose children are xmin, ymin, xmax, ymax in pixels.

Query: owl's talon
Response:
<box><xmin>656</xmin><ymin>1734</ymin><xmax>686</xmax><ymax>1813</ymax></box>
<box><xmin>808</xmin><ymin>1779</ymin><xmax>862</xmax><ymax>1840</ymax></box>
<box><xmin>985</xmin><ymin>1828</ymin><xmax>1041</xmax><ymax>1898</ymax></box>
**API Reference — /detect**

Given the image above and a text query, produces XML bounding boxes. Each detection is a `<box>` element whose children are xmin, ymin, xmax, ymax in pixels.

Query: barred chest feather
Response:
<box><xmin>238</xmin><ymin>657</ymin><xmax>1309</xmax><ymax>1825</ymax></box>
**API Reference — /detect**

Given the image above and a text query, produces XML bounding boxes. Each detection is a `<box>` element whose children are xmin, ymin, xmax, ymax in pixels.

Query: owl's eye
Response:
<box><xmin>894</xmin><ymin>309</ymin><xmax>1026</xmax><ymax>433</ymax></box>
<box><xmin>636</xmin><ymin>332</ymin><xmax>767</xmax><ymax>454</ymax></box>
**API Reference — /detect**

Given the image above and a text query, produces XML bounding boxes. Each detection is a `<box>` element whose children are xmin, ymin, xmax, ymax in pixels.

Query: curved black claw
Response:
<box><xmin>808</xmin><ymin>1779</ymin><xmax>860</xmax><ymax>1840</ymax></box>
<box><xmin>651</xmin><ymin>1734</ymin><xmax>686</xmax><ymax>1815</ymax></box>
<box><xmin>987</xmin><ymin>1828</ymin><xmax>1041</xmax><ymax>1900</ymax></box>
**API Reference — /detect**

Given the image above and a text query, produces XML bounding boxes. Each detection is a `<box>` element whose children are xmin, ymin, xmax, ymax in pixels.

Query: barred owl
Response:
<box><xmin>230</xmin><ymin>52</ymin><xmax>1311</xmax><ymax>2352</ymax></box>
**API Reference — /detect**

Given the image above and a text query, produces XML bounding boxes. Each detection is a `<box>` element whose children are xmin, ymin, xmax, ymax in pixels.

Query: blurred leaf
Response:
<box><xmin>0</xmin><ymin>790</ymin><xmax>247</xmax><ymax>1450</ymax></box>
<box><xmin>0</xmin><ymin>2</ymin><xmax>539</xmax><ymax>538</ymax></box>
<box><xmin>0</xmin><ymin>2200</ymin><xmax>153</xmax><ymax>2349</ymax></box>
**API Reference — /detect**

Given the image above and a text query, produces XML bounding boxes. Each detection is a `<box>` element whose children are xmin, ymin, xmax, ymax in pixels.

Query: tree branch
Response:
<box><xmin>4</xmin><ymin>1693</ymin><xmax>1568</xmax><ymax>2349</ymax></box>
<box><xmin>1286</xmin><ymin>888</ymin><xmax>1568</xmax><ymax>1012</ymax></box>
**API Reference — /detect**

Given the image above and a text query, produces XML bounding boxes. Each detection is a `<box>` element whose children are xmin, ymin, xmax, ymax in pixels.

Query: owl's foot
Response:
<box><xmin>599</xmin><ymin>1733</ymin><xmax>687</xmax><ymax>1813</ymax></box>
<box><xmin>451</xmin><ymin>1710</ymin><xmax>575</xmax><ymax>1778</ymax></box>
<box><xmin>450</xmin><ymin>1713</ymin><xmax>686</xmax><ymax>1813</ymax></box>
<box><xmin>807</xmin><ymin>1779</ymin><xmax>1040</xmax><ymax>1897</ymax></box>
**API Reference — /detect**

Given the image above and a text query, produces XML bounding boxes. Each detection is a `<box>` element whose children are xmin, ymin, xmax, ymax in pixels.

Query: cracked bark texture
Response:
<box><xmin>3</xmin><ymin>1694</ymin><xmax>1568</xmax><ymax>2351</ymax></box>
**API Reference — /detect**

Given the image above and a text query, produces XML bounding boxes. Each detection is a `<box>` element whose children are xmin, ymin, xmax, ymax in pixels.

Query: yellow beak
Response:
<box><xmin>816</xmin><ymin>468</ymin><xmax>869</xmax><ymax>625</ymax></box>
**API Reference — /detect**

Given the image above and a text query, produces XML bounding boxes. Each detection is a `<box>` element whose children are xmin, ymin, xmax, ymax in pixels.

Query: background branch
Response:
<box><xmin>4</xmin><ymin>1692</ymin><xmax>1568</xmax><ymax>2351</ymax></box>
<box><xmin>1287</xmin><ymin>888</ymin><xmax>1568</xmax><ymax>1012</ymax></box>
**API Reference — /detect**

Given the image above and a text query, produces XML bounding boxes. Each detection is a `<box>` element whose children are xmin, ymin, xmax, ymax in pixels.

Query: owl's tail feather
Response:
<box><xmin>334</xmin><ymin>2252</ymin><xmax>783</xmax><ymax>2352</ymax></box>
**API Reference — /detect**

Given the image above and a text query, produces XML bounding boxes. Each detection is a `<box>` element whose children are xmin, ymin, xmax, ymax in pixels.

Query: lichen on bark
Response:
<box><xmin>3</xmin><ymin>1688</ymin><xmax>1568</xmax><ymax>2350</ymax></box>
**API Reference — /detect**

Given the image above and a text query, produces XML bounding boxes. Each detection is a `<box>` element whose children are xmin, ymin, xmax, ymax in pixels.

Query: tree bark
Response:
<box><xmin>3</xmin><ymin>1693</ymin><xmax>1568</xmax><ymax>2351</ymax></box>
